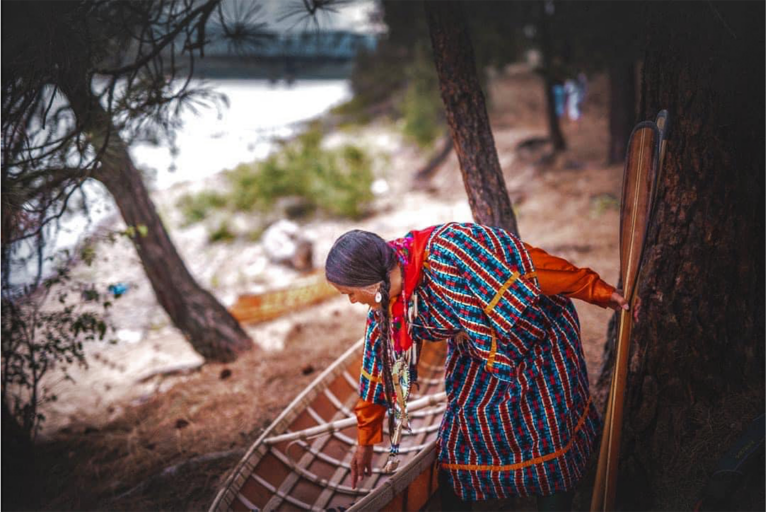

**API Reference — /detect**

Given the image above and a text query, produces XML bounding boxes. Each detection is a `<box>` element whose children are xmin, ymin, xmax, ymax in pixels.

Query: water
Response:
<box><xmin>9</xmin><ymin>79</ymin><xmax>351</xmax><ymax>288</ymax></box>
<box><xmin>134</xmin><ymin>79</ymin><xmax>351</xmax><ymax>190</ymax></box>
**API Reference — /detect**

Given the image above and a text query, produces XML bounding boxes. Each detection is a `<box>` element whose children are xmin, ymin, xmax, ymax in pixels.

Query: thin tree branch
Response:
<box><xmin>95</xmin><ymin>0</ymin><xmax>221</xmax><ymax>76</ymax></box>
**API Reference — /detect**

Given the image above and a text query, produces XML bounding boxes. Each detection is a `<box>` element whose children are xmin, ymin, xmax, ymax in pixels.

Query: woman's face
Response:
<box><xmin>331</xmin><ymin>283</ymin><xmax>380</xmax><ymax>309</ymax></box>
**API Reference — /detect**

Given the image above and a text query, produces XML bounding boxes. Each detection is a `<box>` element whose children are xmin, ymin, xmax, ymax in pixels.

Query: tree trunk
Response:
<box><xmin>61</xmin><ymin>82</ymin><xmax>253</xmax><ymax>363</ymax></box>
<box><xmin>598</xmin><ymin>3</ymin><xmax>764</xmax><ymax>509</ymax></box>
<box><xmin>2</xmin><ymin>400</ymin><xmax>38</xmax><ymax>510</ymax></box>
<box><xmin>607</xmin><ymin>58</ymin><xmax>636</xmax><ymax>164</ymax></box>
<box><xmin>423</xmin><ymin>0</ymin><xmax>519</xmax><ymax>236</ymax></box>
<box><xmin>538</xmin><ymin>3</ymin><xmax>566</xmax><ymax>152</ymax></box>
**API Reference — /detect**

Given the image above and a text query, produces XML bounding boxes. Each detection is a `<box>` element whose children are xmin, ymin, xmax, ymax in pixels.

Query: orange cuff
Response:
<box><xmin>354</xmin><ymin>398</ymin><xmax>387</xmax><ymax>446</ymax></box>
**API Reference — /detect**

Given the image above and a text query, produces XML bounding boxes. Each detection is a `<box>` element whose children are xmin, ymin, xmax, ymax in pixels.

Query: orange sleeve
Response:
<box><xmin>524</xmin><ymin>243</ymin><xmax>615</xmax><ymax>308</ymax></box>
<box><xmin>354</xmin><ymin>398</ymin><xmax>387</xmax><ymax>446</ymax></box>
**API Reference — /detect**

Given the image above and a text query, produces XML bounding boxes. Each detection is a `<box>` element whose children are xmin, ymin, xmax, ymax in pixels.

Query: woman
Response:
<box><xmin>325</xmin><ymin>222</ymin><xmax>628</xmax><ymax>511</ymax></box>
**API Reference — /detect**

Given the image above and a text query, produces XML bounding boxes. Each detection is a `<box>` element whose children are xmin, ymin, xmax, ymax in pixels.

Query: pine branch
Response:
<box><xmin>95</xmin><ymin>0</ymin><xmax>221</xmax><ymax>76</ymax></box>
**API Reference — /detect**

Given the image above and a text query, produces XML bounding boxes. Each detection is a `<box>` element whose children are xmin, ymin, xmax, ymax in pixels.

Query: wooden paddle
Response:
<box><xmin>591</xmin><ymin>111</ymin><xmax>668</xmax><ymax>511</ymax></box>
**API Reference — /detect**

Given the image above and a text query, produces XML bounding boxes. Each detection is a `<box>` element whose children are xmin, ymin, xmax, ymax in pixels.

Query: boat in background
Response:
<box><xmin>228</xmin><ymin>271</ymin><xmax>339</xmax><ymax>325</ymax></box>
<box><xmin>209</xmin><ymin>338</ymin><xmax>447</xmax><ymax>511</ymax></box>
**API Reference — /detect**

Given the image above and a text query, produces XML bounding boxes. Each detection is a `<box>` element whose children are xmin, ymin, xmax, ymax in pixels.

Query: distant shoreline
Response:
<box><xmin>186</xmin><ymin>58</ymin><xmax>357</xmax><ymax>81</ymax></box>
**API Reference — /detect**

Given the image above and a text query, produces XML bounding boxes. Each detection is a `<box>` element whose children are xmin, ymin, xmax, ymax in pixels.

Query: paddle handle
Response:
<box><xmin>604</xmin><ymin>309</ymin><xmax>633</xmax><ymax>508</ymax></box>
<box><xmin>591</xmin><ymin>307</ymin><xmax>633</xmax><ymax>511</ymax></box>
<box><xmin>590</xmin><ymin>378</ymin><xmax>614</xmax><ymax>511</ymax></box>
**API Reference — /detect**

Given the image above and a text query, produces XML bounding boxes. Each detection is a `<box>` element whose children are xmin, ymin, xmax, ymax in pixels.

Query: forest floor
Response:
<box><xmin>30</xmin><ymin>64</ymin><xmax>624</xmax><ymax>511</ymax></box>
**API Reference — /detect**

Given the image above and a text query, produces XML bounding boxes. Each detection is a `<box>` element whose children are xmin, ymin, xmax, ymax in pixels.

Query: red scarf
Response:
<box><xmin>387</xmin><ymin>226</ymin><xmax>436</xmax><ymax>353</ymax></box>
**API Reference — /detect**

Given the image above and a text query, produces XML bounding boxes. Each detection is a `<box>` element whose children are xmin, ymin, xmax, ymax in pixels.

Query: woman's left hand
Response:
<box><xmin>608</xmin><ymin>291</ymin><xmax>629</xmax><ymax>313</ymax></box>
<box><xmin>608</xmin><ymin>292</ymin><xmax>640</xmax><ymax>322</ymax></box>
<box><xmin>608</xmin><ymin>291</ymin><xmax>641</xmax><ymax>322</ymax></box>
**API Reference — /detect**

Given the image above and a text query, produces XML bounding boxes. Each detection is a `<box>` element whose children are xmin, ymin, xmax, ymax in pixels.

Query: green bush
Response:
<box><xmin>176</xmin><ymin>191</ymin><xmax>227</xmax><ymax>226</ymax></box>
<box><xmin>225</xmin><ymin>127</ymin><xmax>374</xmax><ymax>219</ymax></box>
<box><xmin>2</xmin><ymin>251</ymin><xmax>114</xmax><ymax>440</ymax></box>
<box><xmin>208</xmin><ymin>221</ymin><xmax>236</xmax><ymax>243</ymax></box>
<box><xmin>400</xmin><ymin>44</ymin><xmax>445</xmax><ymax>148</ymax></box>
<box><xmin>330</xmin><ymin>96</ymin><xmax>373</xmax><ymax>125</ymax></box>
<box><xmin>177</xmin><ymin>128</ymin><xmax>375</xmax><ymax>231</ymax></box>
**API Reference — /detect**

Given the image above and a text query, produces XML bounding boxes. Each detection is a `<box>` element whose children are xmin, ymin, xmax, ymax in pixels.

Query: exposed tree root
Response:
<box><xmin>136</xmin><ymin>362</ymin><xmax>205</xmax><ymax>384</ymax></box>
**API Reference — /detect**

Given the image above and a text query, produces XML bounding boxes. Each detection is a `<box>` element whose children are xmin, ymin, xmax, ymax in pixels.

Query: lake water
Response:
<box><xmin>134</xmin><ymin>79</ymin><xmax>352</xmax><ymax>190</ymax></box>
<box><xmin>10</xmin><ymin>79</ymin><xmax>351</xmax><ymax>287</ymax></box>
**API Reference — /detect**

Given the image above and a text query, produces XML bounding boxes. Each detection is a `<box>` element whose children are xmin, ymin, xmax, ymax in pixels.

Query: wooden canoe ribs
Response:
<box><xmin>210</xmin><ymin>338</ymin><xmax>447</xmax><ymax>512</ymax></box>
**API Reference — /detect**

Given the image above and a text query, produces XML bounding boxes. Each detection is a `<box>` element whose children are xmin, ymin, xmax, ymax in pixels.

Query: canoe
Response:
<box><xmin>210</xmin><ymin>338</ymin><xmax>447</xmax><ymax>512</ymax></box>
<box><xmin>229</xmin><ymin>271</ymin><xmax>339</xmax><ymax>325</ymax></box>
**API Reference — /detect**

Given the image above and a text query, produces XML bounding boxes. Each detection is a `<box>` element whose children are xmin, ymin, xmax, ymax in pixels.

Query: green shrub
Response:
<box><xmin>176</xmin><ymin>191</ymin><xmax>227</xmax><ymax>225</ymax></box>
<box><xmin>2</xmin><ymin>251</ymin><xmax>114</xmax><ymax>440</ymax></box>
<box><xmin>330</xmin><ymin>96</ymin><xmax>373</xmax><ymax>124</ymax></box>
<box><xmin>400</xmin><ymin>44</ymin><xmax>445</xmax><ymax>148</ymax></box>
<box><xmin>208</xmin><ymin>221</ymin><xmax>236</xmax><ymax>243</ymax></box>
<box><xmin>176</xmin><ymin>128</ymin><xmax>375</xmax><ymax>229</ymax></box>
<box><xmin>315</xmin><ymin>145</ymin><xmax>374</xmax><ymax>218</ymax></box>
<box><xmin>225</xmin><ymin>127</ymin><xmax>374</xmax><ymax>219</ymax></box>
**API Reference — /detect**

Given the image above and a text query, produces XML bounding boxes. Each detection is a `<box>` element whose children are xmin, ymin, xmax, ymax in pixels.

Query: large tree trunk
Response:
<box><xmin>607</xmin><ymin>58</ymin><xmax>637</xmax><ymax>164</ymax></box>
<box><xmin>598</xmin><ymin>3</ymin><xmax>764</xmax><ymax>509</ymax></box>
<box><xmin>1</xmin><ymin>401</ymin><xmax>38</xmax><ymax>510</ymax></box>
<box><xmin>61</xmin><ymin>81</ymin><xmax>253</xmax><ymax>363</ymax></box>
<box><xmin>538</xmin><ymin>3</ymin><xmax>567</xmax><ymax>152</ymax></box>
<box><xmin>424</xmin><ymin>0</ymin><xmax>519</xmax><ymax>236</ymax></box>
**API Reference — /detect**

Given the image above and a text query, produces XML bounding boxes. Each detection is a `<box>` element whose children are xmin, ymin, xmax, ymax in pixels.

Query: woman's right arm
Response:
<box><xmin>354</xmin><ymin>398</ymin><xmax>387</xmax><ymax>445</ymax></box>
<box><xmin>352</xmin><ymin>310</ymin><xmax>388</xmax><ymax>489</ymax></box>
<box><xmin>351</xmin><ymin>398</ymin><xmax>386</xmax><ymax>489</ymax></box>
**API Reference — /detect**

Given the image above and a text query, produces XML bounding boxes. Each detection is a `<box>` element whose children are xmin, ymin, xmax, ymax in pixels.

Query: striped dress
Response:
<box><xmin>358</xmin><ymin>222</ymin><xmax>602</xmax><ymax>500</ymax></box>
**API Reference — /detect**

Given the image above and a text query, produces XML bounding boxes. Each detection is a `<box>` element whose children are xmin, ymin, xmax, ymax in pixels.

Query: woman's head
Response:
<box><xmin>325</xmin><ymin>230</ymin><xmax>398</xmax><ymax>307</ymax></box>
<box><xmin>325</xmin><ymin>229</ymin><xmax>398</xmax><ymax>416</ymax></box>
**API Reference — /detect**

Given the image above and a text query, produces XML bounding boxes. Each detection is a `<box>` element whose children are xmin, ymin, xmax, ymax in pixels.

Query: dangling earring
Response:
<box><xmin>375</xmin><ymin>291</ymin><xmax>382</xmax><ymax>304</ymax></box>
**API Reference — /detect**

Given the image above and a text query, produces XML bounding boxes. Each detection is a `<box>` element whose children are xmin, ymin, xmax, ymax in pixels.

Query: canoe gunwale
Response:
<box><xmin>347</xmin><ymin>442</ymin><xmax>438</xmax><ymax>511</ymax></box>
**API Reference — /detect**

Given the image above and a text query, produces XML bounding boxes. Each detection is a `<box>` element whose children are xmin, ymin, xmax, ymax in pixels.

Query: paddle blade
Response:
<box><xmin>619</xmin><ymin>122</ymin><xmax>659</xmax><ymax>297</ymax></box>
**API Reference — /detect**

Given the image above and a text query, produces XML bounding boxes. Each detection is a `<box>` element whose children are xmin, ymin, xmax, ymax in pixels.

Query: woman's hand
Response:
<box><xmin>607</xmin><ymin>291</ymin><xmax>629</xmax><ymax>312</ymax></box>
<box><xmin>608</xmin><ymin>291</ymin><xmax>641</xmax><ymax>322</ymax></box>
<box><xmin>350</xmin><ymin>444</ymin><xmax>374</xmax><ymax>489</ymax></box>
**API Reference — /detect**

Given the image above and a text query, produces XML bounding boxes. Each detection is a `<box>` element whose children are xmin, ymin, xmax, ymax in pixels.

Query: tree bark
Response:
<box><xmin>607</xmin><ymin>58</ymin><xmax>637</xmax><ymax>164</ymax></box>
<box><xmin>538</xmin><ymin>3</ymin><xmax>567</xmax><ymax>152</ymax></box>
<box><xmin>598</xmin><ymin>3</ymin><xmax>764</xmax><ymax>509</ymax></box>
<box><xmin>424</xmin><ymin>0</ymin><xmax>519</xmax><ymax>236</ymax></box>
<box><xmin>1</xmin><ymin>401</ymin><xmax>38</xmax><ymax>510</ymax></box>
<box><xmin>61</xmin><ymin>80</ymin><xmax>253</xmax><ymax>363</ymax></box>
